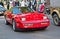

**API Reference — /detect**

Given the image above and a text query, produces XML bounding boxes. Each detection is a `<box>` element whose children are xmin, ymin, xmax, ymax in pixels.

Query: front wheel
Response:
<box><xmin>12</xmin><ymin>20</ymin><xmax>18</xmax><ymax>31</ymax></box>
<box><xmin>53</xmin><ymin>14</ymin><xmax>60</xmax><ymax>26</ymax></box>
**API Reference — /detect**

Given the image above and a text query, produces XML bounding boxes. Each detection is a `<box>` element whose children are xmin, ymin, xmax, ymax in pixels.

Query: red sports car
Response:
<box><xmin>4</xmin><ymin>7</ymin><xmax>50</xmax><ymax>31</ymax></box>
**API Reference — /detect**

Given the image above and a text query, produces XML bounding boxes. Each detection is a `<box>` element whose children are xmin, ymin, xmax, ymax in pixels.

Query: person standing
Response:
<box><xmin>0</xmin><ymin>0</ymin><xmax>4</xmax><ymax>7</ymax></box>
<box><xmin>20</xmin><ymin>0</ymin><xmax>27</xmax><ymax>7</ymax></box>
<box><xmin>28</xmin><ymin>0</ymin><xmax>31</xmax><ymax>8</ymax></box>
<box><xmin>31</xmin><ymin>0</ymin><xmax>37</xmax><ymax>11</ymax></box>
<box><xmin>12</xmin><ymin>0</ymin><xmax>19</xmax><ymax>7</ymax></box>
<box><xmin>37</xmin><ymin>0</ymin><xmax>42</xmax><ymax>12</ymax></box>
<box><xmin>7</xmin><ymin>1</ymin><xmax>10</xmax><ymax>10</ymax></box>
<box><xmin>40</xmin><ymin>3</ymin><xmax>44</xmax><ymax>12</ymax></box>
<box><xmin>26</xmin><ymin>0</ymin><xmax>30</xmax><ymax>7</ymax></box>
<box><xmin>33</xmin><ymin>0</ymin><xmax>37</xmax><ymax>11</ymax></box>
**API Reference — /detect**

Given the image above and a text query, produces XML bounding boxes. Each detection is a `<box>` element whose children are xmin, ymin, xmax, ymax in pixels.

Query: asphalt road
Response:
<box><xmin>0</xmin><ymin>15</ymin><xmax>60</xmax><ymax>39</ymax></box>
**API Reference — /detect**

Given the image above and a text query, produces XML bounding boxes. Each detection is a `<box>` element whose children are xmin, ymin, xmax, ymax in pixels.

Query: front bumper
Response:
<box><xmin>16</xmin><ymin>20</ymin><xmax>50</xmax><ymax>29</ymax></box>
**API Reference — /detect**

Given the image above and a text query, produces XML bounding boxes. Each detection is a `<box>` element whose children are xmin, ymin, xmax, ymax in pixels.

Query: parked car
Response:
<box><xmin>4</xmin><ymin>7</ymin><xmax>50</xmax><ymax>31</ymax></box>
<box><xmin>0</xmin><ymin>5</ymin><xmax>6</xmax><ymax>15</ymax></box>
<box><xmin>50</xmin><ymin>0</ymin><xmax>60</xmax><ymax>26</ymax></box>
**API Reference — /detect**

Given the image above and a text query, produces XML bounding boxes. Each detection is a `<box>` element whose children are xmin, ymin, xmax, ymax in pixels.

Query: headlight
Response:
<box><xmin>43</xmin><ymin>16</ymin><xmax>47</xmax><ymax>19</ymax></box>
<box><xmin>21</xmin><ymin>18</ymin><xmax>26</xmax><ymax>21</ymax></box>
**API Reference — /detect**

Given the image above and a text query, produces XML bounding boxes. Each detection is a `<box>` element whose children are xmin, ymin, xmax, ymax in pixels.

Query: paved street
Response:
<box><xmin>0</xmin><ymin>15</ymin><xmax>60</xmax><ymax>39</ymax></box>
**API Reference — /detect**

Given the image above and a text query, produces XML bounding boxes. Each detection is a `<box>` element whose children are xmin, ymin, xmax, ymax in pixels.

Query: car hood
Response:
<box><xmin>16</xmin><ymin>13</ymin><xmax>46</xmax><ymax>21</ymax></box>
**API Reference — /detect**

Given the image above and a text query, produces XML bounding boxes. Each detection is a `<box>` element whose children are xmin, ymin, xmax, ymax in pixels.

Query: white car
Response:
<box><xmin>0</xmin><ymin>5</ymin><xmax>6</xmax><ymax>15</ymax></box>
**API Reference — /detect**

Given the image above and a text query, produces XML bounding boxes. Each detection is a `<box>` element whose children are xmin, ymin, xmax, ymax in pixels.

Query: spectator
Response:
<box><xmin>40</xmin><ymin>3</ymin><xmax>44</xmax><ymax>13</ymax></box>
<box><xmin>37</xmin><ymin>0</ymin><xmax>42</xmax><ymax>12</ymax></box>
<box><xmin>31</xmin><ymin>0</ymin><xmax>37</xmax><ymax>11</ymax></box>
<box><xmin>0</xmin><ymin>0</ymin><xmax>4</xmax><ymax>7</ymax></box>
<box><xmin>33</xmin><ymin>0</ymin><xmax>37</xmax><ymax>11</ymax></box>
<box><xmin>20</xmin><ymin>0</ymin><xmax>27</xmax><ymax>7</ymax></box>
<box><xmin>12</xmin><ymin>0</ymin><xmax>19</xmax><ymax>7</ymax></box>
<box><xmin>26</xmin><ymin>0</ymin><xmax>30</xmax><ymax>7</ymax></box>
<box><xmin>28</xmin><ymin>0</ymin><xmax>31</xmax><ymax>8</ymax></box>
<box><xmin>7</xmin><ymin>1</ymin><xmax>10</xmax><ymax>10</ymax></box>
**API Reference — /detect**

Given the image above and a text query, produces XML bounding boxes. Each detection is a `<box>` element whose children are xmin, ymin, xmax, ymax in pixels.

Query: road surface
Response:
<box><xmin>0</xmin><ymin>15</ymin><xmax>60</xmax><ymax>39</ymax></box>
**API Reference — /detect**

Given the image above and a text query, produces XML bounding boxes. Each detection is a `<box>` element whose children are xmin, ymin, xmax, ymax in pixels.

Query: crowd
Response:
<box><xmin>12</xmin><ymin>0</ymin><xmax>37</xmax><ymax>11</ymax></box>
<box><xmin>0</xmin><ymin>0</ymin><xmax>45</xmax><ymax>12</ymax></box>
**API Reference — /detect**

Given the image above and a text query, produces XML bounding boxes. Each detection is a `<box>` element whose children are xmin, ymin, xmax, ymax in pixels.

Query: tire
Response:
<box><xmin>12</xmin><ymin>20</ymin><xmax>18</xmax><ymax>31</ymax></box>
<box><xmin>5</xmin><ymin>17</ymin><xmax>10</xmax><ymax>25</ymax></box>
<box><xmin>53</xmin><ymin>14</ymin><xmax>60</xmax><ymax>26</ymax></box>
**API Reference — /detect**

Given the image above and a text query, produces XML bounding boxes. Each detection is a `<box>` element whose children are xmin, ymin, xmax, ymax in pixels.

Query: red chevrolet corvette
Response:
<box><xmin>4</xmin><ymin>7</ymin><xmax>50</xmax><ymax>31</ymax></box>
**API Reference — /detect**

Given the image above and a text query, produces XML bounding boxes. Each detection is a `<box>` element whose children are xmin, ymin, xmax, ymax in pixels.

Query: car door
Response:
<box><xmin>6</xmin><ymin>8</ymin><xmax>13</xmax><ymax>23</ymax></box>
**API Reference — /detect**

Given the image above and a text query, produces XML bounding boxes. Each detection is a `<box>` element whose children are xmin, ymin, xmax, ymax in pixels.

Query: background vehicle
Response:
<box><xmin>50</xmin><ymin>0</ymin><xmax>60</xmax><ymax>26</ymax></box>
<box><xmin>4</xmin><ymin>7</ymin><xmax>50</xmax><ymax>31</ymax></box>
<box><xmin>0</xmin><ymin>5</ymin><xmax>6</xmax><ymax>15</ymax></box>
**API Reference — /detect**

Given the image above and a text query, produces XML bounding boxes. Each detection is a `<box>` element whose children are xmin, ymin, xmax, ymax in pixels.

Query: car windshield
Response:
<box><xmin>12</xmin><ymin>7</ymin><xmax>22</xmax><ymax>14</ymax></box>
<box><xmin>20</xmin><ymin>7</ymin><xmax>34</xmax><ymax>13</ymax></box>
<box><xmin>12</xmin><ymin>7</ymin><xmax>34</xmax><ymax>14</ymax></box>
